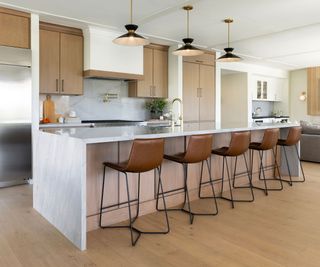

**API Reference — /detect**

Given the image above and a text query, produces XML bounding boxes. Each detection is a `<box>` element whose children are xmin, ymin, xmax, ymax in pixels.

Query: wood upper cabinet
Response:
<box><xmin>307</xmin><ymin>67</ymin><xmax>320</xmax><ymax>115</ymax></box>
<box><xmin>40</xmin><ymin>30</ymin><xmax>60</xmax><ymax>94</ymax></box>
<box><xmin>60</xmin><ymin>33</ymin><xmax>84</xmax><ymax>94</ymax></box>
<box><xmin>183</xmin><ymin>53</ymin><xmax>215</xmax><ymax>122</ymax></box>
<box><xmin>129</xmin><ymin>44</ymin><xmax>168</xmax><ymax>98</ymax></box>
<box><xmin>183</xmin><ymin>52</ymin><xmax>215</xmax><ymax>66</ymax></box>
<box><xmin>40</xmin><ymin>22</ymin><xmax>83</xmax><ymax>95</ymax></box>
<box><xmin>0</xmin><ymin>7</ymin><xmax>30</xmax><ymax>49</ymax></box>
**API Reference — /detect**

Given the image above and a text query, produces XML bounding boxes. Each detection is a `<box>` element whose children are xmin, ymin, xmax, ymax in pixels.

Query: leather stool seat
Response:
<box><xmin>210</xmin><ymin>131</ymin><xmax>254</xmax><ymax>208</ymax></box>
<box><xmin>276</xmin><ymin>126</ymin><xmax>305</xmax><ymax>185</ymax></box>
<box><xmin>157</xmin><ymin>134</ymin><xmax>218</xmax><ymax>224</ymax></box>
<box><xmin>100</xmin><ymin>138</ymin><xmax>170</xmax><ymax>246</ymax></box>
<box><xmin>249</xmin><ymin>128</ymin><xmax>283</xmax><ymax>195</ymax></box>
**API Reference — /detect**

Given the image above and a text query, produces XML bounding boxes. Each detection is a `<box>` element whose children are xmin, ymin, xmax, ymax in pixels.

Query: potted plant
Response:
<box><xmin>145</xmin><ymin>98</ymin><xmax>168</xmax><ymax>119</ymax></box>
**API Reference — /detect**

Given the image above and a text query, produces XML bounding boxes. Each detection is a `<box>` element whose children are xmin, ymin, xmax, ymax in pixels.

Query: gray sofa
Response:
<box><xmin>300</xmin><ymin>122</ymin><xmax>320</xmax><ymax>162</ymax></box>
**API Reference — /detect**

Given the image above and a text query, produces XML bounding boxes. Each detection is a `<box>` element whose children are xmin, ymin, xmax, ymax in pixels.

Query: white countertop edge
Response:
<box><xmin>82</xmin><ymin>123</ymin><xmax>299</xmax><ymax>144</ymax></box>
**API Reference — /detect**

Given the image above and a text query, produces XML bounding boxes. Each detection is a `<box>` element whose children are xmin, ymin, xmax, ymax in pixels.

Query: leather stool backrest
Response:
<box><xmin>260</xmin><ymin>128</ymin><xmax>279</xmax><ymax>150</ymax></box>
<box><xmin>285</xmin><ymin>126</ymin><xmax>302</xmax><ymax>146</ymax></box>
<box><xmin>184</xmin><ymin>134</ymin><xmax>213</xmax><ymax>163</ymax></box>
<box><xmin>227</xmin><ymin>131</ymin><xmax>251</xmax><ymax>156</ymax></box>
<box><xmin>126</xmin><ymin>138</ymin><xmax>164</xmax><ymax>173</ymax></box>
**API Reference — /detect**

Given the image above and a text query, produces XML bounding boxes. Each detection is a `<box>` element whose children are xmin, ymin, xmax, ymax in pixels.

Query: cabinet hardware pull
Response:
<box><xmin>56</xmin><ymin>79</ymin><xmax>59</xmax><ymax>92</ymax></box>
<box><xmin>61</xmin><ymin>79</ymin><xmax>64</xmax><ymax>92</ymax></box>
<box><xmin>150</xmin><ymin>85</ymin><xmax>153</xmax><ymax>96</ymax></box>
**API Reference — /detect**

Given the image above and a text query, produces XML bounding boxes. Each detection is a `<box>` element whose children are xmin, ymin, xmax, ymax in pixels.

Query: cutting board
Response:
<box><xmin>43</xmin><ymin>95</ymin><xmax>56</xmax><ymax>123</ymax></box>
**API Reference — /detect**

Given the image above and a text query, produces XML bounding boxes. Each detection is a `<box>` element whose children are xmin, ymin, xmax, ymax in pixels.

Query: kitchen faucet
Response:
<box><xmin>172</xmin><ymin>98</ymin><xmax>183</xmax><ymax>126</ymax></box>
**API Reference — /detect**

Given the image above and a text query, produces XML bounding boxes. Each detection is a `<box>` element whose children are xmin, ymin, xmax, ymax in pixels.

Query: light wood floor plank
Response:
<box><xmin>0</xmin><ymin>162</ymin><xmax>319</xmax><ymax>266</ymax></box>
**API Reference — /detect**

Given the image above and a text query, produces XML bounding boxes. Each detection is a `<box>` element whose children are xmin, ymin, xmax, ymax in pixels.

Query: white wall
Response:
<box><xmin>216</xmin><ymin>61</ymin><xmax>289</xmax><ymax>124</ymax></box>
<box><xmin>221</xmin><ymin>73</ymin><xmax>248</xmax><ymax>127</ymax></box>
<box><xmin>288</xmin><ymin>68</ymin><xmax>316</xmax><ymax>123</ymax></box>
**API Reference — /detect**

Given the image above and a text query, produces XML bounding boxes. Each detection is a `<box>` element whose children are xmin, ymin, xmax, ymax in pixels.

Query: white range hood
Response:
<box><xmin>83</xmin><ymin>26</ymin><xmax>144</xmax><ymax>80</ymax></box>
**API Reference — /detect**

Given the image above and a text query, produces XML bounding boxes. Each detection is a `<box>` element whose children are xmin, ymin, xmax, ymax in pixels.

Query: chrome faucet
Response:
<box><xmin>172</xmin><ymin>98</ymin><xmax>183</xmax><ymax>126</ymax></box>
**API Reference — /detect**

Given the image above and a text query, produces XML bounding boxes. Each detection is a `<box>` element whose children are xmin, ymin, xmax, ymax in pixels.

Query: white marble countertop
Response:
<box><xmin>41</xmin><ymin>121</ymin><xmax>300</xmax><ymax>144</ymax></box>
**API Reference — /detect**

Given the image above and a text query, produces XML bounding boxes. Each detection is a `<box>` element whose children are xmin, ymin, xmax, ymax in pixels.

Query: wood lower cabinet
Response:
<box><xmin>0</xmin><ymin>7</ymin><xmax>30</xmax><ymax>49</ymax></box>
<box><xmin>129</xmin><ymin>44</ymin><xmax>168</xmax><ymax>98</ymax></box>
<box><xmin>40</xmin><ymin>22</ymin><xmax>83</xmax><ymax>95</ymax></box>
<box><xmin>307</xmin><ymin>67</ymin><xmax>320</xmax><ymax>115</ymax></box>
<box><xmin>183</xmin><ymin>58</ymin><xmax>215</xmax><ymax>122</ymax></box>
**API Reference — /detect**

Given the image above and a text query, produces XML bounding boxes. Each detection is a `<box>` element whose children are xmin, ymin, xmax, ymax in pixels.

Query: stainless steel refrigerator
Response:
<box><xmin>0</xmin><ymin>46</ymin><xmax>32</xmax><ymax>187</ymax></box>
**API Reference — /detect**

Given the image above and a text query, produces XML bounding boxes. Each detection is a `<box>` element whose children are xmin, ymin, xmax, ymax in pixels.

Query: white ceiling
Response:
<box><xmin>1</xmin><ymin>0</ymin><xmax>320</xmax><ymax>70</ymax></box>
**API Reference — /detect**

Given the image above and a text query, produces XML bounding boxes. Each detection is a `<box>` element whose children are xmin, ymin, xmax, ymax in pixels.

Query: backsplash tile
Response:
<box><xmin>40</xmin><ymin>79</ymin><xmax>149</xmax><ymax>121</ymax></box>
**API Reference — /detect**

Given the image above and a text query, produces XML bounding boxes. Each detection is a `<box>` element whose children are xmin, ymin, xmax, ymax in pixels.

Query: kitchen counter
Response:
<box><xmin>35</xmin><ymin>121</ymin><xmax>301</xmax><ymax>251</ymax></box>
<box><xmin>252</xmin><ymin>115</ymin><xmax>290</xmax><ymax>119</ymax></box>
<box><xmin>42</xmin><ymin>121</ymin><xmax>299</xmax><ymax>144</ymax></box>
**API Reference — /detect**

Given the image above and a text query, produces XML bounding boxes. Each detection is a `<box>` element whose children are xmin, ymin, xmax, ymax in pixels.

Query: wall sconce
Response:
<box><xmin>299</xmin><ymin>91</ymin><xmax>307</xmax><ymax>101</ymax></box>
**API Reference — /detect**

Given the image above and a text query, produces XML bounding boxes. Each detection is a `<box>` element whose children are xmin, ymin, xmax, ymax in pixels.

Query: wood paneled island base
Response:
<box><xmin>35</xmin><ymin>122</ymin><xmax>301</xmax><ymax>250</ymax></box>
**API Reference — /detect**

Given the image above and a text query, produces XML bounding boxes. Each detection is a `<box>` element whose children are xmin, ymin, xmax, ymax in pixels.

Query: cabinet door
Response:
<box><xmin>199</xmin><ymin>64</ymin><xmax>215</xmax><ymax>121</ymax></box>
<box><xmin>183</xmin><ymin>53</ymin><xmax>215</xmax><ymax>66</ymax></box>
<box><xmin>0</xmin><ymin>8</ymin><xmax>30</xmax><ymax>48</ymax></box>
<box><xmin>307</xmin><ymin>67</ymin><xmax>320</xmax><ymax>115</ymax></box>
<box><xmin>40</xmin><ymin>29</ymin><xmax>60</xmax><ymax>94</ymax></box>
<box><xmin>183</xmin><ymin>62</ymin><xmax>200</xmax><ymax>122</ymax></box>
<box><xmin>153</xmin><ymin>48</ymin><xmax>168</xmax><ymax>98</ymax></box>
<box><xmin>60</xmin><ymin>33</ymin><xmax>83</xmax><ymax>95</ymax></box>
<box><xmin>136</xmin><ymin>47</ymin><xmax>153</xmax><ymax>97</ymax></box>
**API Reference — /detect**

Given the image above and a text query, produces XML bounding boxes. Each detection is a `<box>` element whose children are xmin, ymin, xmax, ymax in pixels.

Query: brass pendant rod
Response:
<box><xmin>130</xmin><ymin>0</ymin><xmax>133</xmax><ymax>24</ymax></box>
<box><xmin>228</xmin><ymin>21</ymin><xmax>230</xmax><ymax>48</ymax></box>
<box><xmin>187</xmin><ymin>9</ymin><xmax>189</xmax><ymax>38</ymax></box>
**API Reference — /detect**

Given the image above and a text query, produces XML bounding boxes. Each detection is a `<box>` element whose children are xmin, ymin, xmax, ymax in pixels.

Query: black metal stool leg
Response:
<box><xmin>181</xmin><ymin>163</ymin><xmax>194</xmax><ymax>224</ymax></box>
<box><xmin>271</xmin><ymin>148</ymin><xmax>283</xmax><ymax>190</ymax></box>
<box><xmin>206</xmin><ymin>159</ymin><xmax>219</xmax><ymax>215</ymax></box>
<box><xmin>198</xmin><ymin>161</ymin><xmax>205</xmax><ymax>198</ymax></box>
<box><xmin>222</xmin><ymin>156</ymin><xmax>235</xmax><ymax>208</ymax></box>
<box><xmin>99</xmin><ymin>165</ymin><xmax>107</xmax><ymax>228</ymax></box>
<box><xmin>282</xmin><ymin>146</ymin><xmax>293</xmax><ymax>186</ymax></box>
<box><xmin>231</xmin><ymin>153</ymin><xmax>255</xmax><ymax>202</ymax></box>
<box><xmin>220</xmin><ymin>156</ymin><xmax>225</xmax><ymax>195</ymax></box>
<box><xmin>124</xmin><ymin>172</ymin><xmax>140</xmax><ymax>246</ymax></box>
<box><xmin>295</xmin><ymin>144</ymin><xmax>306</xmax><ymax>182</ymax></box>
<box><xmin>259</xmin><ymin>151</ymin><xmax>269</xmax><ymax>195</ymax></box>
<box><xmin>157</xmin><ymin>167</ymin><xmax>170</xmax><ymax>234</ymax></box>
<box><xmin>244</xmin><ymin>153</ymin><xmax>255</xmax><ymax>201</ymax></box>
<box><xmin>232</xmin><ymin>156</ymin><xmax>238</xmax><ymax>188</ymax></box>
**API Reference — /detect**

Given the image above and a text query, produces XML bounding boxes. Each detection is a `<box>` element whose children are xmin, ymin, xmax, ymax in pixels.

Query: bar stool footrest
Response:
<box><xmin>217</xmin><ymin>196</ymin><xmax>254</xmax><ymax>203</ymax></box>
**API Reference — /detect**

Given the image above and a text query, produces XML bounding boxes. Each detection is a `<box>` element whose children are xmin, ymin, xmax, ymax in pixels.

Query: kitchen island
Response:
<box><xmin>34</xmin><ymin>122</ymin><xmax>301</xmax><ymax>250</ymax></box>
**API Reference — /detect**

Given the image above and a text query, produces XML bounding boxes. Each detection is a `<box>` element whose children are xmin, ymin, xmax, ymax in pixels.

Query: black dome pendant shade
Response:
<box><xmin>173</xmin><ymin>6</ymin><xmax>204</xmax><ymax>56</ymax></box>
<box><xmin>113</xmin><ymin>0</ymin><xmax>149</xmax><ymax>46</ymax></box>
<box><xmin>217</xmin><ymin>19</ymin><xmax>242</xmax><ymax>62</ymax></box>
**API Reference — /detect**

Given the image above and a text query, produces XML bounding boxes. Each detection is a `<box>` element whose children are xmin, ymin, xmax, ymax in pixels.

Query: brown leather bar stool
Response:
<box><xmin>209</xmin><ymin>131</ymin><xmax>254</xmax><ymax>208</ymax></box>
<box><xmin>99</xmin><ymin>138</ymin><xmax>169</xmax><ymax>246</ymax></box>
<box><xmin>277</xmin><ymin>126</ymin><xmax>306</xmax><ymax>185</ymax></box>
<box><xmin>249</xmin><ymin>128</ymin><xmax>283</xmax><ymax>195</ymax></box>
<box><xmin>156</xmin><ymin>134</ymin><xmax>218</xmax><ymax>224</ymax></box>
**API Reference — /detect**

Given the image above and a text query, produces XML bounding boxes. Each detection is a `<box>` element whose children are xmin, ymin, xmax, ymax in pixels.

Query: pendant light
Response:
<box><xmin>173</xmin><ymin>5</ymin><xmax>204</xmax><ymax>56</ymax></box>
<box><xmin>217</xmin><ymin>18</ymin><xmax>242</xmax><ymax>62</ymax></box>
<box><xmin>113</xmin><ymin>0</ymin><xmax>149</xmax><ymax>46</ymax></box>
